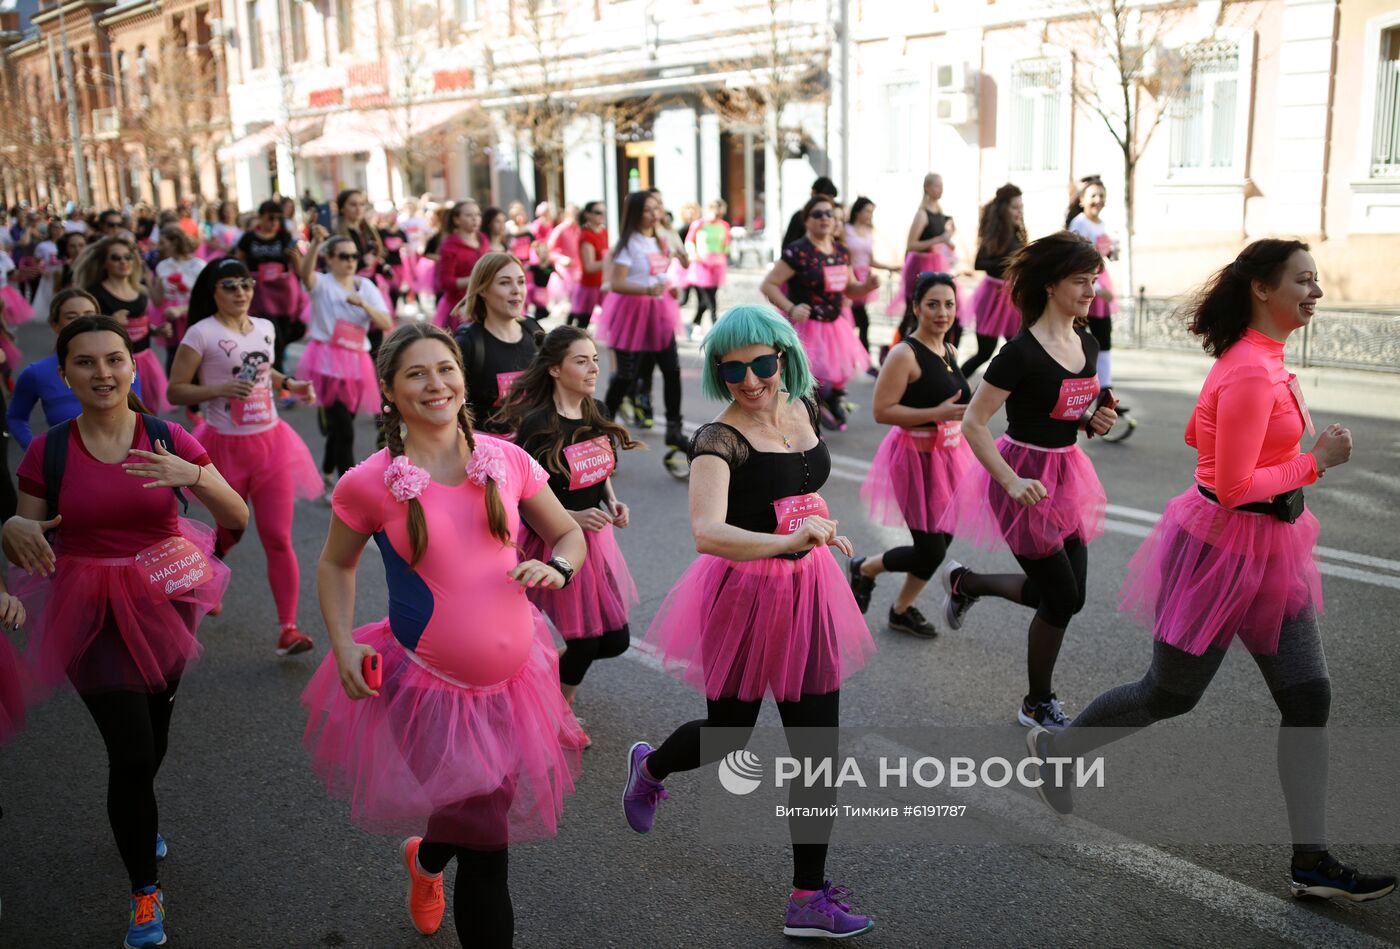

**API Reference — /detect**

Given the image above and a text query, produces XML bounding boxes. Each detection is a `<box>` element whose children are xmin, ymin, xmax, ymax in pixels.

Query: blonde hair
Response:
<box><xmin>74</xmin><ymin>236</ymin><xmax>147</xmax><ymax>297</ymax></box>
<box><xmin>456</xmin><ymin>252</ymin><xmax>524</xmax><ymax>324</ymax></box>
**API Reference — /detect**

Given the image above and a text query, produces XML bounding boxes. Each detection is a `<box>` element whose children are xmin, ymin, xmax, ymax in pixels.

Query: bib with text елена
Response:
<box><xmin>1050</xmin><ymin>377</ymin><xmax>1100</xmax><ymax>422</ymax></box>
<box><xmin>773</xmin><ymin>492</ymin><xmax>829</xmax><ymax>536</ymax></box>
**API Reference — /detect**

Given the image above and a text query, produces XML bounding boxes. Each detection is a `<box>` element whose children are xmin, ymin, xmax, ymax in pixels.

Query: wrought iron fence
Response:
<box><xmin>1127</xmin><ymin>292</ymin><xmax>1400</xmax><ymax>374</ymax></box>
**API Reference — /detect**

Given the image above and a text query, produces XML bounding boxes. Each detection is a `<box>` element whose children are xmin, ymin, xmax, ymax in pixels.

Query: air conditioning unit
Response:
<box><xmin>935</xmin><ymin>61</ymin><xmax>972</xmax><ymax>93</ymax></box>
<box><xmin>935</xmin><ymin>92</ymin><xmax>976</xmax><ymax>125</ymax></box>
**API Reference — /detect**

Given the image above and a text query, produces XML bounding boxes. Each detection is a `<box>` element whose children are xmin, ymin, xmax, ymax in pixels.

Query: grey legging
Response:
<box><xmin>1052</xmin><ymin>608</ymin><xmax>1331</xmax><ymax>851</ymax></box>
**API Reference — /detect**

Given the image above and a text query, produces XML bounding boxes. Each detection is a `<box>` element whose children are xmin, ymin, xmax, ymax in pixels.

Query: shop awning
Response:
<box><xmin>218</xmin><ymin>117</ymin><xmax>322</xmax><ymax>162</ymax></box>
<box><xmin>295</xmin><ymin>101</ymin><xmax>473</xmax><ymax>158</ymax></box>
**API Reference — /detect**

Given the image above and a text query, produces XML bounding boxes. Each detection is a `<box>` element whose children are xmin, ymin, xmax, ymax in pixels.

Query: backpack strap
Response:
<box><xmin>453</xmin><ymin>322</ymin><xmax>487</xmax><ymax>383</ymax></box>
<box><xmin>140</xmin><ymin>414</ymin><xmax>190</xmax><ymax>515</ymax></box>
<box><xmin>42</xmin><ymin>419</ymin><xmax>71</xmax><ymax>523</ymax></box>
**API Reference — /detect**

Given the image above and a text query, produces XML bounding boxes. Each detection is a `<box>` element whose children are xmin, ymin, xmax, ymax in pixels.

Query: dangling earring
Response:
<box><xmin>398</xmin><ymin>420</ymin><xmax>408</xmax><ymax>441</ymax></box>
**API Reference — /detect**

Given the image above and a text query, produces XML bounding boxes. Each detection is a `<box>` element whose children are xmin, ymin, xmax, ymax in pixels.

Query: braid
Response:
<box><xmin>382</xmin><ymin>400</ymin><xmax>429</xmax><ymax>566</ymax></box>
<box><xmin>459</xmin><ymin>401</ymin><xmax>513</xmax><ymax>546</ymax></box>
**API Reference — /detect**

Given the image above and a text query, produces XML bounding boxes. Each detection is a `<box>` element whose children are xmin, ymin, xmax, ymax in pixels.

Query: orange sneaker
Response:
<box><xmin>275</xmin><ymin>625</ymin><xmax>313</xmax><ymax>656</ymax></box>
<box><xmin>401</xmin><ymin>837</ymin><xmax>445</xmax><ymax>935</ymax></box>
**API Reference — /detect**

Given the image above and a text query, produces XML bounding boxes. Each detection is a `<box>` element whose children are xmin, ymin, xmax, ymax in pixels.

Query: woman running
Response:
<box><xmin>77</xmin><ymin>235</ymin><xmax>172</xmax><ymax>415</ymax></box>
<box><xmin>760</xmin><ymin>195</ymin><xmax>878</xmax><ymax>432</ymax></box>
<box><xmin>939</xmin><ymin>232</ymin><xmax>1116</xmax><ymax>729</ymax></box>
<box><xmin>302</xmin><ymin>321</ymin><xmax>587</xmax><ymax>946</ymax></box>
<box><xmin>622</xmin><ymin>304</ymin><xmax>876</xmax><ymax>941</ymax></box>
<box><xmin>685</xmin><ymin>199</ymin><xmax>732</xmax><ymax>335</ymax></box>
<box><xmin>298</xmin><ymin>226</ymin><xmax>394</xmax><ymax>495</ymax></box>
<box><xmin>892</xmin><ymin>174</ymin><xmax>958</xmax><ymax>340</ymax></box>
<box><xmin>851</xmin><ymin>273</ymin><xmax>973</xmax><ymax>638</ymax></box>
<box><xmin>452</xmin><ymin>252</ymin><xmax>542</xmax><ymax>433</ymax></box>
<box><xmin>4</xmin><ymin>315</ymin><xmax>245</xmax><ymax>949</ymax></box>
<box><xmin>236</xmin><ymin>200</ymin><xmax>306</xmax><ymax>374</ymax></box>
<box><xmin>1066</xmin><ymin>177</ymin><xmax>1121</xmax><ymax>394</ymax></box>
<box><xmin>168</xmin><ymin>258</ymin><xmax>321</xmax><ymax>656</ymax></box>
<box><xmin>1029</xmin><ymin>239</ymin><xmax>1396</xmax><ymax>903</ymax></box>
<box><xmin>568</xmin><ymin>201</ymin><xmax>608</xmax><ymax>329</ymax></box>
<box><xmin>961</xmin><ymin>184</ymin><xmax>1026</xmax><ymax>378</ymax></box>
<box><xmin>334</xmin><ymin>189</ymin><xmax>391</xmax><ymax>353</ymax></box>
<box><xmin>497</xmin><ymin>326</ymin><xmax>640</xmax><ymax>715</ymax></box>
<box><xmin>434</xmin><ymin>199</ymin><xmax>486</xmax><ymax>329</ymax></box>
<box><xmin>152</xmin><ymin>225</ymin><xmax>207</xmax><ymax>374</ymax></box>
<box><xmin>845</xmin><ymin>197</ymin><xmax>900</xmax><ymax>373</ymax></box>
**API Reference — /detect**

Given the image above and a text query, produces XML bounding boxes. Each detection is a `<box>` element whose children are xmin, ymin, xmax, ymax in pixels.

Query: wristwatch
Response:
<box><xmin>546</xmin><ymin>556</ymin><xmax>575</xmax><ymax>587</ymax></box>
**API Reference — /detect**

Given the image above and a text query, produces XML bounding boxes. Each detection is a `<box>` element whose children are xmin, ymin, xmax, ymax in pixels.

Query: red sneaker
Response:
<box><xmin>275</xmin><ymin>625</ymin><xmax>313</xmax><ymax>656</ymax></box>
<box><xmin>401</xmin><ymin>837</ymin><xmax>445</xmax><ymax>935</ymax></box>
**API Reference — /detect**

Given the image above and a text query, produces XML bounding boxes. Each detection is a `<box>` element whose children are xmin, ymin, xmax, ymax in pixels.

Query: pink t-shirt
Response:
<box><xmin>332</xmin><ymin>439</ymin><xmax>550</xmax><ymax>687</ymax></box>
<box><xmin>17</xmin><ymin>420</ymin><xmax>210</xmax><ymax>559</ymax></box>
<box><xmin>179</xmin><ymin>317</ymin><xmax>279</xmax><ymax>436</ymax></box>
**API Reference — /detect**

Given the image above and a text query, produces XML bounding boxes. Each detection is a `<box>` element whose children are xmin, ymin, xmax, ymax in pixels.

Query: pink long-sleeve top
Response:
<box><xmin>1186</xmin><ymin>328</ymin><xmax>1318</xmax><ymax>509</ymax></box>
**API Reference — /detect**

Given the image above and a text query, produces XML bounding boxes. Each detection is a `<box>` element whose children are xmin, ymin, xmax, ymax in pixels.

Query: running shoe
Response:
<box><xmin>888</xmin><ymin>605</ymin><xmax>937</xmax><ymax>639</ymax></box>
<box><xmin>1025</xmin><ymin>725</ymin><xmax>1073</xmax><ymax>815</ymax></box>
<box><xmin>664</xmin><ymin>424</ymin><xmax>691</xmax><ymax>454</ymax></box>
<box><xmin>622</xmin><ymin>741</ymin><xmax>668</xmax><ymax>834</ymax></box>
<box><xmin>847</xmin><ymin>557</ymin><xmax>875</xmax><ymax>614</ymax></box>
<box><xmin>1290</xmin><ymin>854</ymin><xmax>1396</xmax><ymax>902</ymax></box>
<box><xmin>865</xmin><ymin>366</ymin><xmax>879</xmax><ymax>379</ymax></box>
<box><xmin>636</xmin><ymin>393</ymin><xmax>655</xmax><ymax>429</ymax></box>
<box><xmin>1018</xmin><ymin>694</ymin><xmax>1071</xmax><ymax>730</ymax></box>
<box><xmin>939</xmin><ymin>560</ymin><xmax>979</xmax><ymax>631</ymax></box>
<box><xmin>124</xmin><ymin>885</ymin><xmax>166</xmax><ymax>948</ymax></box>
<box><xmin>782</xmin><ymin>881</ymin><xmax>875</xmax><ymax>939</ymax></box>
<box><xmin>154</xmin><ymin>833</ymin><xmax>167</xmax><ymax>861</ymax></box>
<box><xmin>400</xmin><ymin>837</ymin><xmax>446</xmax><ymax>935</ymax></box>
<box><xmin>619</xmin><ymin>395</ymin><xmax>637</xmax><ymax>426</ymax></box>
<box><xmin>275</xmin><ymin>625</ymin><xmax>314</xmax><ymax>656</ymax></box>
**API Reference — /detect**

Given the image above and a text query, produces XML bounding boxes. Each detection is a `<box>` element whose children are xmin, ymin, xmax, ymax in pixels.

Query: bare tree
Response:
<box><xmin>0</xmin><ymin>71</ymin><xmax>72</xmax><ymax>204</ymax></box>
<box><xmin>138</xmin><ymin>38</ymin><xmax>224</xmax><ymax>203</ymax></box>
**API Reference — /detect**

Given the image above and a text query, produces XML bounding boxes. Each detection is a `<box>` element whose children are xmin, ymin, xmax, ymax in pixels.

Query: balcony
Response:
<box><xmin>92</xmin><ymin>107</ymin><xmax>120</xmax><ymax>140</ymax></box>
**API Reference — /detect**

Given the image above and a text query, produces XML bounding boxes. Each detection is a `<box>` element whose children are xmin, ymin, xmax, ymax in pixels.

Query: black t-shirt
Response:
<box><xmin>236</xmin><ymin>229</ymin><xmax>296</xmax><ymax>267</ymax></box>
<box><xmin>782</xmin><ymin>238</ymin><xmax>850</xmax><ymax>323</ymax></box>
<box><xmin>689</xmin><ymin>398</ymin><xmax>831</xmax><ymax>545</ymax></box>
<box><xmin>982</xmin><ymin>328</ymin><xmax>1101</xmax><ymax>448</ymax></box>
<box><xmin>974</xmin><ymin>236</ymin><xmax>1023</xmax><ymax>280</ymax></box>
<box><xmin>781</xmin><ymin>209</ymin><xmax>807</xmax><ymax>252</ymax></box>
<box><xmin>899</xmin><ymin>337</ymin><xmax>971</xmax><ymax>426</ymax></box>
<box><xmin>459</xmin><ymin>323</ymin><xmax>539</xmax><ymax>432</ymax></box>
<box><xmin>88</xmin><ymin>284</ymin><xmax>152</xmax><ymax>352</ymax></box>
<box><xmin>425</xmin><ymin>232</ymin><xmax>443</xmax><ymax>257</ymax></box>
<box><xmin>379</xmin><ymin>227</ymin><xmax>408</xmax><ymax>267</ymax></box>
<box><xmin>514</xmin><ymin>403</ymin><xmax>616</xmax><ymax>510</ymax></box>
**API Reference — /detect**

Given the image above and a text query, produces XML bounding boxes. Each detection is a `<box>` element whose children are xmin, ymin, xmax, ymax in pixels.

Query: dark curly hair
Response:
<box><xmin>1185</xmin><ymin>239</ymin><xmax>1311</xmax><ymax>357</ymax></box>
<box><xmin>1003</xmin><ymin>231</ymin><xmax>1103</xmax><ymax>328</ymax></box>
<box><xmin>977</xmin><ymin>183</ymin><xmax>1026</xmax><ymax>259</ymax></box>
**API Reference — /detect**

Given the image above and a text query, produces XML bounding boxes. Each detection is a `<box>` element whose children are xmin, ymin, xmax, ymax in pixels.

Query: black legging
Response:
<box><xmin>646</xmin><ymin>690</ymin><xmax>840</xmax><ymax>891</ymax></box>
<box><xmin>605</xmin><ymin>343</ymin><xmax>682</xmax><ymax>429</ymax></box>
<box><xmin>416</xmin><ymin>786</ymin><xmax>514</xmax><ymax>947</ymax></box>
<box><xmin>319</xmin><ymin>402</ymin><xmax>356</xmax><ymax>477</ymax></box>
<box><xmin>80</xmin><ymin>680</ymin><xmax>181</xmax><ymax>891</ymax></box>
<box><xmin>568</xmin><ymin>309</ymin><xmax>593</xmax><ymax>330</ymax></box>
<box><xmin>960</xmin><ymin>333</ymin><xmax>1004</xmax><ymax>377</ymax></box>
<box><xmin>270</xmin><ymin>314</ymin><xmax>306</xmax><ymax>375</ymax></box>
<box><xmin>881</xmin><ymin>530</ymin><xmax>950</xmax><ymax>582</ymax></box>
<box><xmin>558</xmin><ymin>626</ymin><xmax>630</xmax><ymax>687</ymax></box>
<box><xmin>691</xmin><ymin>286</ymin><xmax>718</xmax><ymax>327</ymax></box>
<box><xmin>851</xmin><ymin>303</ymin><xmax>871</xmax><ymax>354</ymax></box>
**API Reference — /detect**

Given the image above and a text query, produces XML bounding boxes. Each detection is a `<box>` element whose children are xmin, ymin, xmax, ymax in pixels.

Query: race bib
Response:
<box><xmin>647</xmin><ymin>252</ymin><xmax>669</xmax><ymax>276</ymax></box>
<box><xmin>331</xmin><ymin>319</ymin><xmax>367</xmax><ymax>351</ymax></box>
<box><xmin>822</xmin><ymin>265</ymin><xmax>849</xmax><ymax>294</ymax></box>
<box><xmin>1094</xmin><ymin>234</ymin><xmax>1113</xmax><ymax>256</ymax></box>
<box><xmin>908</xmin><ymin>421</ymin><xmax>963</xmax><ymax>451</ymax></box>
<box><xmin>257</xmin><ymin>262</ymin><xmax>285</xmax><ymax>282</ymax></box>
<box><xmin>134</xmin><ymin>536</ymin><xmax>213</xmax><ymax>599</ymax></box>
<box><xmin>384</xmin><ymin>236</ymin><xmax>403</xmax><ymax>251</ymax></box>
<box><xmin>230</xmin><ymin>386</ymin><xmax>274</xmax><ymax>426</ymax></box>
<box><xmin>125</xmin><ymin>315</ymin><xmax>150</xmax><ymax>343</ymax></box>
<box><xmin>1050</xmin><ymin>377</ymin><xmax>1100</xmax><ymax>421</ymax></box>
<box><xmin>773</xmin><ymin>492</ymin><xmax>829</xmax><ymax>536</ymax></box>
<box><xmin>494</xmin><ymin>370</ymin><xmax>525</xmax><ymax>406</ymax></box>
<box><xmin>563</xmin><ymin>436</ymin><xmax>615</xmax><ymax>490</ymax></box>
<box><xmin>852</xmin><ymin>265</ymin><xmax>870</xmax><ymax>284</ymax></box>
<box><xmin>1286</xmin><ymin>375</ymin><xmax>1316</xmax><ymax>436</ymax></box>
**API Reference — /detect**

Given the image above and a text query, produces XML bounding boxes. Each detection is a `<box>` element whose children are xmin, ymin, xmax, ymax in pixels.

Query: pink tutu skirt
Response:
<box><xmin>687</xmin><ymin>254</ymin><xmax>727</xmax><ymax>289</ymax></box>
<box><xmin>297</xmin><ymin>339</ymin><xmax>380</xmax><ymax>415</ymax></box>
<box><xmin>1118</xmin><ymin>488</ymin><xmax>1323</xmax><ymax>656</ymax></box>
<box><xmin>0</xmin><ymin>631</ymin><xmax>26</xmax><ymax>743</ymax></box>
<box><xmin>861</xmin><ymin>426</ymin><xmax>975</xmax><ymax>533</ymax></box>
<box><xmin>1</xmin><ymin>284</ymin><xmax>35</xmax><ymax>324</ymax></box>
<box><xmin>193</xmin><ymin>419</ymin><xmax>323</xmax><ymax>501</ymax></box>
<box><xmin>521</xmin><ymin>523</ymin><xmax>638</xmax><ymax>640</ymax></box>
<box><xmin>644</xmin><ymin>546</ymin><xmax>876</xmax><ymax>702</ymax></box>
<box><xmin>797</xmin><ymin>314</ymin><xmax>868</xmax><ymax>389</ymax></box>
<box><xmin>599</xmin><ymin>293</ymin><xmax>679</xmax><ymax>353</ymax></box>
<box><xmin>0</xmin><ymin>337</ymin><xmax>20</xmax><ymax>378</ymax></box>
<box><xmin>152</xmin><ymin>301</ymin><xmax>189</xmax><ymax>350</ymax></box>
<box><xmin>970</xmin><ymin>276</ymin><xmax>1022</xmax><ymax>339</ymax></box>
<box><xmin>413</xmin><ymin>257</ymin><xmax>437</xmax><ymax>296</ymax></box>
<box><xmin>547</xmin><ymin>269</ymin><xmax>571</xmax><ymax>305</ymax></box>
<box><xmin>939</xmin><ymin>435</ymin><xmax>1105</xmax><ymax>559</ymax></box>
<box><xmin>1088</xmin><ymin>267</ymin><xmax>1120</xmax><ymax>319</ymax></box>
<box><xmin>13</xmin><ymin>518</ymin><xmax>228</xmax><ymax>698</ymax></box>
<box><xmin>888</xmin><ymin>249</ymin><xmax>958</xmax><ymax>316</ymax></box>
<box><xmin>301</xmin><ymin>612</ymin><xmax>585</xmax><ymax>847</ymax></box>
<box><xmin>132</xmin><ymin>348</ymin><xmax>172</xmax><ymax>415</ymax></box>
<box><xmin>570</xmin><ymin>284</ymin><xmax>603</xmax><ymax>318</ymax></box>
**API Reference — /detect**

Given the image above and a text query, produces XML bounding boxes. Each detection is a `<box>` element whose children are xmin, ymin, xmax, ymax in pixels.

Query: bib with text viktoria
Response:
<box><xmin>822</xmin><ymin>265</ymin><xmax>849</xmax><ymax>294</ymax></box>
<box><xmin>134</xmin><ymin>536</ymin><xmax>212</xmax><ymax>599</ymax></box>
<box><xmin>494</xmin><ymin>371</ymin><xmax>525</xmax><ymax>407</ymax></box>
<box><xmin>331</xmin><ymin>319</ymin><xmax>368</xmax><ymax>351</ymax></box>
<box><xmin>563</xmin><ymin>436</ymin><xmax>615</xmax><ymax>491</ymax></box>
<box><xmin>1050</xmin><ymin>377</ymin><xmax>1100</xmax><ymax>421</ymax></box>
<box><xmin>230</xmin><ymin>386</ymin><xmax>274</xmax><ymax>426</ymax></box>
<box><xmin>772</xmin><ymin>493</ymin><xmax>829</xmax><ymax>535</ymax></box>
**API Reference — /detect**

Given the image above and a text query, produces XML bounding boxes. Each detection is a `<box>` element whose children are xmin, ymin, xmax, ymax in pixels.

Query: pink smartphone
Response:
<box><xmin>361</xmin><ymin>652</ymin><xmax>382</xmax><ymax>691</ymax></box>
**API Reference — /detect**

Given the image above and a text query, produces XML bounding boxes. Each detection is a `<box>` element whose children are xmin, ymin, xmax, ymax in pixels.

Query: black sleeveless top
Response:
<box><xmin>899</xmin><ymin>337</ymin><xmax>972</xmax><ymax>426</ymax></box>
<box><xmin>89</xmin><ymin>284</ymin><xmax>152</xmax><ymax>352</ymax></box>
<box><xmin>919</xmin><ymin>209</ymin><xmax>949</xmax><ymax>243</ymax></box>
<box><xmin>689</xmin><ymin>398</ymin><xmax>830</xmax><ymax>554</ymax></box>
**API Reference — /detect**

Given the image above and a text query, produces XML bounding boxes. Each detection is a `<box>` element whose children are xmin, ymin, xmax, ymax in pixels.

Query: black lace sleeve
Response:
<box><xmin>689</xmin><ymin>422</ymin><xmax>749</xmax><ymax>468</ymax></box>
<box><xmin>801</xmin><ymin>396</ymin><xmax>821</xmax><ymax>437</ymax></box>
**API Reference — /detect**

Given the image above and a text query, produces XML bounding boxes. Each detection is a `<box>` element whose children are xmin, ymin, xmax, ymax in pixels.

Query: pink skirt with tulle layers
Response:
<box><xmin>598</xmin><ymin>294</ymin><xmax>679</xmax><ymax>353</ymax></box>
<box><xmin>970</xmin><ymin>276</ymin><xmax>1022</xmax><ymax>339</ymax></box>
<box><xmin>861</xmin><ymin>426</ymin><xmax>975</xmax><ymax>533</ymax></box>
<box><xmin>193</xmin><ymin>420</ymin><xmax>323</xmax><ymax>500</ymax></box>
<box><xmin>796</xmin><ymin>314</ymin><xmax>869</xmax><ymax>389</ymax></box>
<box><xmin>521</xmin><ymin>523</ymin><xmax>638</xmax><ymax>640</ymax></box>
<box><xmin>297</xmin><ymin>339</ymin><xmax>381</xmax><ymax>415</ymax></box>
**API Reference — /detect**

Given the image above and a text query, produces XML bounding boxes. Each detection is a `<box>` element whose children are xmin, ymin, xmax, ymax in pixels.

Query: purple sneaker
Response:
<box><xmin>622</xmin><ymin>741</ymin><xmax>668</xmax><ymax>833</ymax></box>
<box><xmin>783</xmin><ymin>881</ymin><xmax>875</xmax><ymax>939</ymax></box>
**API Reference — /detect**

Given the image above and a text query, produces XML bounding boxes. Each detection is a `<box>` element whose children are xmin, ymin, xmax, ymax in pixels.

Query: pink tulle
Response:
<box><xmin>132</xmin><ymin>349</ymin><xmax>172</xmax><ymax>415</ymax></box>
<box><xmin>970</xmin><ymin>276</ymin><xmax>1022</xmax><ymax>339</ymax></box>
<box><xmin>1088</xmin><ymin>267</ymin><xmax>1120</xmax><ymax>319</ymax></box>
<box><xmin>0</xmin><ymin>632</ymin><xmax>26</xmax><ymax>743</ymax></box>
<box><xmin>687</xmin><ymin>254</ymin><xmax>728</xmax><ymax>289</ymax></box>
<box><xmin>796</xmin><ymin>313</ymin><xmax>869</xmax><ymax>389</ymax></box>
<box><xmin>644</xmin><ymin>546</ymin><xmax>876</xmax><ymax>702</ymax></box>
<box><xmin>13</xmin><ymin>518</ymin><xmax>229</xmax><ymax>698</ymax></box>
<box><xmin>151</xmin><ymin>300</ymin><xmax>189</xmax><ymax>350</ymax></box>
<box><xmin>861</xmin><ymin>426</ymin><xmax>975</xmax><ymax>533</ymax></box>
<box><xmin>301</xmin><ymin>613</ymin><xmax>585</xmax><ymax>847</ymax></box>
<box><xmin>570</xmin><ymin>284</ymin><xmax>603</xmax><ymax>318</ymax></box>
<box><xmin>1</xmin><ymin>284</ymin><xmax>35</xmax><ymax>324</ymax></box>
<box><xmin>193</xmin><ymin>419</ymin><xmax>324</xmax><ymax>501</ymax></box>
<box><xmin>1118</xmin><ymin>488</ymin><xmax>1323</xmax><ymax>656</ymax></box>
<box><xmin>887</xmin><ymin>249</ymin><xmax>958</xmax><ymax>316</ymax></box>
<box><xmin>939</xmin><ymin>435</ymin><xmax>1105</xmax><ymax>558</ymax></box>
<box><xmin>598</xmin><ymin>293</ymin><xmax>679</xmax><ymax>352</ymax></box>
<box><xmin>521</xmin><ymin>523</ymin><xmax>638</xmax><ymax>639</ymax></box>
<box><xmin>0</xmin><ymin>337</ymin><xmax>20</xmax><ymax>377</ymax></box>
<box><xmin>547</xmin><ymin>269</ymin><xmax>571</xmax><ymax>304</ymax></box>
<box><xmin>297</xmin><ymin>339</ymin><xmax>381</xmax><ymax>414</ymax></box>
<box><xmin>413</xmin><ymin>257</ymin><xmax>437</xmax><ymax>296</ymax></box>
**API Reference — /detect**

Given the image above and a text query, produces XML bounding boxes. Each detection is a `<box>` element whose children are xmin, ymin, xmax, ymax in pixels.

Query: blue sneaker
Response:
<box><xmin>783</xmin><ymin>881</ymin><xmax>874</xmax><ymax>939</ymax></box>
<box><xmin>154</xmin><ymin>833</ymin><xmax>167</xmax><ymax>861</ymax></box>
<box><xmin>622</xmin><ymin>741</ymin><xmax>667</xmax><ymax>833</ymax></box>
<box><xmin>1290</xmin><ymin>854</ymin><xmax>1396</xmax><ymax>902</ymax></box>
<box><xmin>124</xmin><ymin>885</ymin><xmax>167</xmax><ymax>948</ymax></box>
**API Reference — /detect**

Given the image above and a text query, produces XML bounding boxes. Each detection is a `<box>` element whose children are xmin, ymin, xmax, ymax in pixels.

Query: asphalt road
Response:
<box><xmin>1</xmin><ymin>295</ymin><xmax>1397</xmax><ymax>948</ymax></box>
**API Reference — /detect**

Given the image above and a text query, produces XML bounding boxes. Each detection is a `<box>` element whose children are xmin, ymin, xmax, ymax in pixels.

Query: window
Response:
<box><xmin>456</xmin><ymin>0</ymin><xmax>478</xmax><ymax>25</ymax></box>
<box><xmin>289</xmin><ymin>0</ymin><xmax>308</xmax><ymax>62</ymax></box>
<box><xmin>884</xmin><ymin>80</ymin><xmax>920</xmax><ymax>173</ymax></box>
<box><xmin>136</xmin><ymin>46</ymin><xmax>150</xmax><ymax>105</ymax></box>
<box><xmin>1008</xmin><ymin>57</ymin><xmax>1062</xmax><ymax>173</ymax></box>
<box><xmin>337</xmin><ymin>0</ymin><xmax>354</xmax><ymax>52</ymax></box>
<box><xmin>1370</xmin><ymin>27</ymin><xmax>1400</xmax><ymax>177</ymax></box>
<box><xmin>246</xmin><ymin>0</ymin><xmax>263</xmax><ymax>69</ymax></box>
<box><xmin>1169</xmin><ymin>42</ymin><xmax>1240</xmax><ymax>172</ymax></box>
<box><xmin>116</xmin><ymin>51</ymin><xmax>130</xmax><ymax>109</ymax></box>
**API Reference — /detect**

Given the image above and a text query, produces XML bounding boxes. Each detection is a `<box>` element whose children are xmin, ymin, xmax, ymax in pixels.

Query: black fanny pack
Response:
<box><xmin>1197</xmin><ymin>485</ymin><xmax>1304</xmax><ymax>523</ymax></box>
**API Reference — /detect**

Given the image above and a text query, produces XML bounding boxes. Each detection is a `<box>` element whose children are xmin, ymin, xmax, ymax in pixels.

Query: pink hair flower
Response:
<box><xmin>466</xmin><ymin>440</ymin><xmax>509</xmax><ymax>487</ymax></box>
<box><xmin>384</xmin><ymin>455</ymin><xmax>431</xmax><ymax>502</ymax></box>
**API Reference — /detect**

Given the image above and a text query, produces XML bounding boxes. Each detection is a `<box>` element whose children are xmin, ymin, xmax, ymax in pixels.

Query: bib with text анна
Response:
<box><xmin>231</xmin><ymin>386</ymin><xmax>274</xmax><ymax>426</ymax></box>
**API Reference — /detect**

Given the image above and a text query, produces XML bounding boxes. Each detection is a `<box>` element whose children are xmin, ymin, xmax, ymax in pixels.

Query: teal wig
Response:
<box><xmin>699</xmin><ymin>304</ymin><xmax>815</xmax><ymax>403</ymax></box>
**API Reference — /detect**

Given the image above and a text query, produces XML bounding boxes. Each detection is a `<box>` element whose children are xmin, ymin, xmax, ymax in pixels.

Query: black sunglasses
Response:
<box><xmin>916</xmin><ymin>270</ymin><xmax>956</xmax><ymax>287</ymax></box>
<box><xmin>332</xmin><ymin>252</ymin><xmax>359</xmax><ymax>261</ymax></box>
<box><xmin>217</xmin><ymin>278</ymin><xmax>255</xmax><ymax>292</ymax></box>
<box><xmin>807</xmin><ymin>209</ymin><xmax>834</xmax><ymax>220</ymax></box>
<box><xmin>716</xmin><ymin>352</ymin><xmax>782</xmax><ymax>385</ymax></box>
<box><xmin>108</xmin><ymin>253</ymin><xmax>134</xmax><ymax>262</ymax></box>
